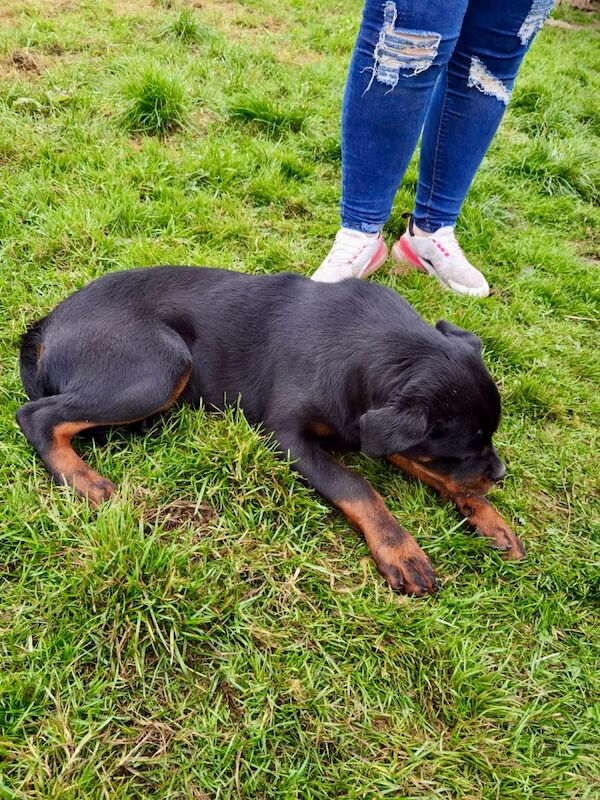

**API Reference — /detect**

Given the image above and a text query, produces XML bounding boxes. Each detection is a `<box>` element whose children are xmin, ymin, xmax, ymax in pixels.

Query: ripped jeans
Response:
<box><xmin>341</xmin><ymin>0</ymin><xmax>555</xmax><ymax>233</ymax></box>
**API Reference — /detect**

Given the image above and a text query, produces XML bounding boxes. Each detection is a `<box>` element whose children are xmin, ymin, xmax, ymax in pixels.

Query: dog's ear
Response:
<box><xmin>436</xmin><ymin>319</ymin><xmax>482</xmax><ymax>354</ymax></box>
<box><xmin>360</xmin><ymin>406</ymin><xmax>428</xmax><ymax>459</ymax></box>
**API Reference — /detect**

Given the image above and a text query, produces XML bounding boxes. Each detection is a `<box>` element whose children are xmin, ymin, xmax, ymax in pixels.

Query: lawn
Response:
<box><xmin>1</xmin><ymin>1</ymin><xmax>599</xmax><ymax>797</ymax></box>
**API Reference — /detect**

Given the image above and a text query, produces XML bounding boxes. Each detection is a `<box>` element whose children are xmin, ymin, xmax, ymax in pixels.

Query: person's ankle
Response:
<box><xmin>412</xmin><ymin>221</ymin><xmax>432</xmax><ymax>238</ymax></box>
<box><xmin>410</xmin><ymin>216</ymin><xmax>453</xmax><ymax>238</ymax></box>
<box><xmin>341</xmin><ymin>226</ymin><xmax>379</xmax><ymax>239</ymax></box>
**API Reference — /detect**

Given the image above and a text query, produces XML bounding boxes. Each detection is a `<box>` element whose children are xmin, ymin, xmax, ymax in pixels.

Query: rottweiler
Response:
<box><xmin>17</xmin><ymin>267</ymin><xmax>525</xmax><ymax>595</ymax></box>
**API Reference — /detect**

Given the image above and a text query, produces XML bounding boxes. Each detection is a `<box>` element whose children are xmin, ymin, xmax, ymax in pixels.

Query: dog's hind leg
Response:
<box><xmin>17</xmin><ymin>398</ymin><xmax>118</xmax><ymax>504</ymax></box>
<box><xmin>16</xmin><ymin>334</ymin><xmax>192</xmax><ymax>505</ymax></box>
<box><xmin>387</xmin><ymin>455</ymin><xmax>525</xmax><ymax>560</ymax></box>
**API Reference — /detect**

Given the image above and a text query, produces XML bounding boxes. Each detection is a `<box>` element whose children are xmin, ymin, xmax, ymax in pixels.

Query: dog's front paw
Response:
<box><xmin>474</xmin><ymin>525</ymin><xmax>526</xmax><ymax>560</ymax></box>
<box><xmin>457</xmin><ymin>496</ymin><xmax>526</xmax><ymax>561</ymax></box>
<box><xmin>376</xmin><ymin>541</ymin><xmax>437</xmax><ymax>596</ymax></box>
<box><xmin>493</xmin><ymin>525</ymin><xmax>526</xmax><ymax>560</ymax></box>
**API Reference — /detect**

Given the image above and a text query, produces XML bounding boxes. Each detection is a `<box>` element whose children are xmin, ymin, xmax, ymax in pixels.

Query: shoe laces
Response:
<box><xmin>325</xmin><ymin>229</ymin><xmax>376</xmax><ymax>267</ymax></box>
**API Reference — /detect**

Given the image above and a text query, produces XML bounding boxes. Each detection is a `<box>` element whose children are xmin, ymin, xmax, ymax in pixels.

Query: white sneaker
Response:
<box><xmin>312</xmin><ymin>228</ymin><xmax>388</xmax><ymax>283</ymax></box>
<box><xmin>392</xmin><ymin>217</ymin><xmax>489</xmax><ymax>298</ymax></box>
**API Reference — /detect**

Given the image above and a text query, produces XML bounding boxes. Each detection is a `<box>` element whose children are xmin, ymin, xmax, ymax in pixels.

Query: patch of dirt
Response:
<box><xmin>555</xmin><ymin>0</ymin><xmax>600</xmax><ymax>26</ymax></box>
<box><xmin>45</xmin><ymin>41</ymin><xmax>66</xmax><ymax>55</ymax></box>
<box><xmin>575</xmin><ymin>239</ymin><xmax>600</xmax><ymax>264</ymax></box>
<box><xmin>5</xmin><ymin>49</ymin><xmax>41</xmax><ymax>73</ymax></box>
<box><xmin>148</xmin><ymin>500</ymin><xmax>217</xmax><ymax>533</ymax></box>
<box><xmin>390</xmin><ymin>260</ymin><xmax>417</xmax><ymax>276</ymax></box>
<box><xmin>191</xmin><ymin>0</ymin><xmax>245</xmax><ymax>14</ymax></box>
<box><xmin>217</xmin><ymin>677</ymin><xmax>243</xmax><ymax>720</ymax></box>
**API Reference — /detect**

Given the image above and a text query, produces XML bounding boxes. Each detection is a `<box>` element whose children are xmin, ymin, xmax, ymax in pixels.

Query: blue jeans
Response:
<box><xmin>341</xmin><ymin>0</ymin><xmax>554</xmax><ymax>233</ymax></box>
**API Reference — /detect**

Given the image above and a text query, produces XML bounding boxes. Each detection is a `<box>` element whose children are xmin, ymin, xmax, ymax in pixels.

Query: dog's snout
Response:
<box><xmin>491</xmin><ymin>461</ymin><xmax>506</xmax><ymax>483</ymax></box>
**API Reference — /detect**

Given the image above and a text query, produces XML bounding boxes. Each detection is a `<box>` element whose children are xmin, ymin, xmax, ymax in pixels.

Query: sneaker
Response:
<box><xmin>392</xmin><ymin>217</ymin><xmax>489</xmax><ymax>298</ymax></box>
<box><xmin>312</xmin><ymin>228</ymin><xmax>388</xmax><ymax>283</ymax></box>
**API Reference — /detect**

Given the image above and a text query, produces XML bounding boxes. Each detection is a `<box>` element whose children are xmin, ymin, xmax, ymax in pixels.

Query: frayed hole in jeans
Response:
<box><xmin>467</xmin><ymin>56</ymin><xmax>512</xmax><ymax>106</ymax></box>
<box><xmin>363</xmin><ymin>1</ymin><xmax>441</xmax><ymax>95</ymax></box>
<box><xmin>518</xmin><ymin>0</ymin><xmax>556</xmax><ymax>46</ymax></box>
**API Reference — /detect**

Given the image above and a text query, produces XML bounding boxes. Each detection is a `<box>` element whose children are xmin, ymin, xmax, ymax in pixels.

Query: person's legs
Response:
<box><xmin>340</xmin><ymin>0</ymin><xmax>469</xmax><ymax>234</ymax></box>
<box><xmin>314</xmin><ymin>0</ymin><xmax>555</xmax><ymax>287</ymax></box>
<box><xmin>413</xmin><ymin>0</ymin><xmax>555</xmax><ymax>231</ymax></box>
<box><xmin>313</xmin><ymin>0</ymin><xmax>469</xmax><ymax>282</ymax></box>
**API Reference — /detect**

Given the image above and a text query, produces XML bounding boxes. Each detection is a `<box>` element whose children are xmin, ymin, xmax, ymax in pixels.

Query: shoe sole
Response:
<box><xmin>392</xmin><ymin>237</ymin><xmax>489</xmax><ymax>298</ymax></box>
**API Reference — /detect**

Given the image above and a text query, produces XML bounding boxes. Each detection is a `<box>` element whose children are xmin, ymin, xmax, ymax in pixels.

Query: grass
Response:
<box><xmin>0</xmin><ymin>0</ymin><xmax>599</xmax><ymax>797</ymax></box>
<box><xmin>229</xmin><ymin>94</ymin><xmax>308</xmax><ymax>134</ymax></box>
<box><xmin>120</xmin><ymin>64</ymin><xmax>189</xmax><ymax>136</ymax></box>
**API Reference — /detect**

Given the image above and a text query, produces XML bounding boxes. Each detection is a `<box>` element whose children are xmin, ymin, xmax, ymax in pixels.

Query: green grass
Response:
<box><xmin>229</xmin><ymin>94</ymin><xmax>308</xmax><ymax>134</ymax></box>
<box><xmin>120</xmin><ymin>64</ymin><xmax>189</xmax><ymax>136</ymax></box>
<box><xmin>160</xmin><ymin>8</ymin><xmax>206</xmax><ymax>44</ymax></box>
<box><xmin>1</xmin><ymin>0</ymin><xmax>599</xmax><ymax>797</ymax></box>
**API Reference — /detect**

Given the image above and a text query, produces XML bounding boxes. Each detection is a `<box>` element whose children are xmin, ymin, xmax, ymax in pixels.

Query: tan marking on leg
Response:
<box><xmin>454</xmin><ymin>495</ymin><xmax>526</xmax><ymax>560</ymax></box>
<box><xmin>46</xmin><ymin>368</ymin><xmax>192</xmax><ymax>505</ymax></box>
<box><xmin>388</xmin><ymin>455</ymin><xmax>525</xmax><ymax>559</ymax></box>
<box><xmin>336</xmin><ymin>492</ymin><xmax>436</xmax><ymax>595</ymax></box>
<box><xmin>48</xmin><ymin>421</ymin><xmax>116</xmax><ymax>506</ymax></box>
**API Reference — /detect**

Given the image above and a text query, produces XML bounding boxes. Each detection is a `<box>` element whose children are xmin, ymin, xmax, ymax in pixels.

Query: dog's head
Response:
<box><xmin>360</xmin><ymin>320</ymin><xmax>504</xmax><ymax>495</ymax></box>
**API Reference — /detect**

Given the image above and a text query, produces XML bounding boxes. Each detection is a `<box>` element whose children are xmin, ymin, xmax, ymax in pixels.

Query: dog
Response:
<box><xmin>17</xmin><ymin>267</ymin><xmax>525</xmax><ymax>595</ymax></box>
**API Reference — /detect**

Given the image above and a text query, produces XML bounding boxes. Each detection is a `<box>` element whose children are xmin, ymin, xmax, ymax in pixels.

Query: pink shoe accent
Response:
<box><xmin>360</xmin><ymin>236</ymin><xmax>389</xmax><ymax>278</ymax></box>
<box><xmin>392</xmin><ymin>236</ymin><xmax>427</xmax><ymax>272</ymax></box>
<box><xmin>432</xmin><ymin>239</ymin><xmax>450</xmax><ymax>257</ymax></box>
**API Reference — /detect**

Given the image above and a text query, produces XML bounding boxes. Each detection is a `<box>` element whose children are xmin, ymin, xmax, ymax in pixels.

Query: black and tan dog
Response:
<box><xmin>17</xmin><ymin>267</ymin><xmax>525</xmax><ymax>595</ymax></box>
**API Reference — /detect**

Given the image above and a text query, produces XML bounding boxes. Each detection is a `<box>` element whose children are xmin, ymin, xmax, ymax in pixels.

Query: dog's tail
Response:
<box><xmin>19</xmin><ymin>316</ymin><xmax>49</xmax><ymax>401</ymax></box>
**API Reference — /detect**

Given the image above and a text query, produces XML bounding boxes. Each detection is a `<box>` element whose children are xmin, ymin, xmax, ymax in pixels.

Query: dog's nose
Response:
<box><xmin>492</xmin><ymin>462</ymin><xmax>506</xmax><ymax>483</ymax></box>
